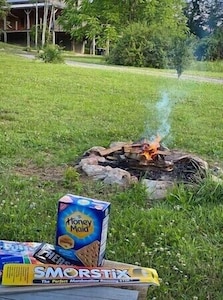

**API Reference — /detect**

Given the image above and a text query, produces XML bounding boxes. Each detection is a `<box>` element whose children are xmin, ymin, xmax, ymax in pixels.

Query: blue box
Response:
<box><xmin>55</xmin><ymin>194</ymin><xmax>110</xmax><ymax>267</ymax></box>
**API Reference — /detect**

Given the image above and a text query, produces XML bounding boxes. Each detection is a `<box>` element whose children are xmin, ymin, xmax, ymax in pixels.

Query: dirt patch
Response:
<box><xmin>14</xmin><ymin>162</ymin><xmax>65</xmax><ymax>182</ymax></box>
<box><xmin>0</xmin><ymin>109</ymin><xmax>18</xmax><ymax>122</ymax></box>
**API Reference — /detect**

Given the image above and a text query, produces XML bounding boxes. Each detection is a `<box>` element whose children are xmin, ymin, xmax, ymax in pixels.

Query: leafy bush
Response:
<box><xmin>38</xmin><ymin>44</ymin><xmax>64</xmax><ymax>63</ymax></box>
<box><xmin>107</xmin><ymin>22</ymin><xmax>173</xmax><ymax>69</ymax></box>
<box><xmin>107</xmin><ymin>23</ymin><xmax>150</xmax><ymax>67</ymax></box>
<box><xmin>205</xmin><ymin>26</ymin><xmax>223</xmax><ymax>61</ymax></box>
<box><xmin>143</xmin><ymin>38</ymin><xmax>168</xmax><ymax>69</ymax></box>
<box><xmin>194</xmin><ymin>26</ymin><xmax>223</xmax><ymax>61</ymax></box>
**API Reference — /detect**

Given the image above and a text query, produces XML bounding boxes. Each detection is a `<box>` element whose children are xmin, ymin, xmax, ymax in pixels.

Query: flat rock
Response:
<box><xmin>142</xmin><ymin>179</ymin><xmax>175</xmax><ymax>200</ymax></box>
<box><xmin>79</xmin><ymin>154</ymin><xmax>106</xmax><ymax>167</ymax></box>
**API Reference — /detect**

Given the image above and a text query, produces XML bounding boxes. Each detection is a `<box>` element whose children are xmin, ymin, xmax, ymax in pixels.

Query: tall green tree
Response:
<box><xmin>185</xmin><ymin>0</ymin><xmax>223</xmax><ymax>60</ymax></box>
<box><xmin>107</xmin><ymin>0</ymin><xmax>189</xmax><ymax>70</ymax></box>
<box><xmin>58</xmin><ymin>0</ymin><xmax>119</xmax><ymax>53</ymax></box>
<box><xmin>59</xmin><ymin>0</ymin><xmax>188</xmax><ymax>55</ymax></box>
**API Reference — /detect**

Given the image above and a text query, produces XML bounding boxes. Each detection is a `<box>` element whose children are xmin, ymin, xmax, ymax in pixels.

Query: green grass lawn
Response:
<box><xmin>0</xmin><ymin>50</ymin><xmax>223</xmax><ymax>299</ymax></box>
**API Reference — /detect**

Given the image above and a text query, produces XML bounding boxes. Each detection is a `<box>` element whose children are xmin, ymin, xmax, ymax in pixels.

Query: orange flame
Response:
<box><xmin>141</xmin><ymin>135</ymin><xmax>161</xmax><ymax>161</ymax></box>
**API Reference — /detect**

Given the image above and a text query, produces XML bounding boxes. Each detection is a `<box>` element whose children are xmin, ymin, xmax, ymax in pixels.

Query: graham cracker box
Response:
<box><xmin>55</xmin><ymin>194</ymin><xmax>111</xmax><ymax>267</ymax></box>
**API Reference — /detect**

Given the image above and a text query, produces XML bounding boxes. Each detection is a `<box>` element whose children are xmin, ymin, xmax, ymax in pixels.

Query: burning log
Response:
<box><xmin>94</xmin><ymin>135</ymin><xmax>173</xmax><ymax>172</ymax></box>
<box><xmin>97</xmin><ymin>143</ymin><xmax>131</xmax><ymax>156</ymax></box>
<box><xmin>129</xmin><ymin>160</ymin><xmax>174</xmax><ymax>171</ymax></box>
<box><xmin>122</xmin><ymin>135</ymin><xmax>171</xmax><ymax>169</ymax></box>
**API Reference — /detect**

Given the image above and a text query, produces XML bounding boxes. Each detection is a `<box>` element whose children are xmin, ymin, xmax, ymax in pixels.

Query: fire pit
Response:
<box><xmin>76</xmin><ymin>136</ymin><xmax>209</xmax><ymax>199</ymax></box>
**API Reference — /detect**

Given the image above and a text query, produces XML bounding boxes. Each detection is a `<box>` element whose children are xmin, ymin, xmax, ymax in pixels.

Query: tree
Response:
<box><xmin>0</xmin><ymin>0</ymin><xmax>9</xmax><ymax>21</ymax></box>
<box><xmin>59</xmin><ymin>0</ymin><xmax>188</xmax><ymax>57</ymax></box>
<box><xmin>185</xmin><ymin>0</ymin><xmax>223</xmax><ymax>60</ymax></box>
<box><xmin>107</xmin><ymin>0</ymin><xmax>189</xmax><ymax>68</ymax></box>
<box><xmin>58</xmin><ymin>0</ymin><xmax>91</xmax><ymax>52</ymax></box>
<box><xmin>168</xmin><ymin>35</ymin><xmax>195</xmax><ymax>78</ymax></box>
<box><xmin>58</xmin><ymin>0</ymin><xmax>119</xmax><ymax>54</ymax></box>
<box><xmin>185</xmin><ymin>0</ymin><xmax>223</xmax><ymax>38</ymax></box>
<box><xmin>185</xmin><ymin>0</ymin><xmax>208</xmax><ymax>38</ymax></box>
<box><xmin>204</xmin><ymin>25</ymin><xmax>223</xmax><ymax>60</ymax></box>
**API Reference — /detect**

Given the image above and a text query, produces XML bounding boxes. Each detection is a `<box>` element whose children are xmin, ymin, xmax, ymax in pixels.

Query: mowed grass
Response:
<box><xmin>0</xmin><ymin>51</ymin><xmax>223</xmax><ymax>299</ymax></box>
<box><xmin>64</xmin><ymin>53</ymin><xmax>223</xmax><ymax>79</ymax></box>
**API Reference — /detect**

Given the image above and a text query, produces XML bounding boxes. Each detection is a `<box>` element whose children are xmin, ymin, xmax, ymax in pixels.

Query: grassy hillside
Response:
<box><xmin>0</xmin><ymin>51</ymin><xmax>223</xmax><ymax>299</ymax></box>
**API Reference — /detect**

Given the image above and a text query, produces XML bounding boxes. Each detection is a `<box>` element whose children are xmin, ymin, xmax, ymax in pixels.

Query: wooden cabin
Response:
<box><xmin>0</xmin><ymin>0</ymin><xmax>76</xmax><ymax>50</ymax></box>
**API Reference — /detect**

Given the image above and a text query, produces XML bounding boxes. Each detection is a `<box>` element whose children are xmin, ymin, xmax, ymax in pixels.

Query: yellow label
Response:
<box><xmin>2</xmin><ymin>264</ymin><xmax>34</xmax><ymax>285</ymax></box>
<box><xmin>65</xmin><ymin>212</ymin><xmax>94</xmax><ymax>238</ymax></box>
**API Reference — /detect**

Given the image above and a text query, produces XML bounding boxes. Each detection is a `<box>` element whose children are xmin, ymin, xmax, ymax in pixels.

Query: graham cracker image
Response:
<box><xmin>76</xmin><ymin>240</ymin><xmax>100</xmax><ymax>267</ymax></box>
<box><xmin>58</xmin><ymin>235</ymin><xmax>74</xmax><ymax>249</ymax></box>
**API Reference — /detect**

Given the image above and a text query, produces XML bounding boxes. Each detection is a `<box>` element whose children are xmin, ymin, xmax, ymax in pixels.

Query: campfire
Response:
<box><xmin>122</xmin><ymin>135</ymin><xmax>173</xmax><ymax>169</ymax></box>
<box><xmin>76</xmin><ymin>135</ymin><xmax>209</xmax><ymax>186</ymax></box>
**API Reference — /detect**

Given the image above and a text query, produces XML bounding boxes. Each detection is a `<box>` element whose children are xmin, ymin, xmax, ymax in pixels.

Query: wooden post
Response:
<box><xmin>40</xmin><ymin>17</ymin><xmax>42</xmax><ymax>29</ymax></box>
<box><xmin>25</xmin><ymin>9</ymin><xmax>31</xmax><ymax>48</ymax></box>
<box><xmin>52</xmin><ymin>8</ymin><xmax>57</xmax><ymax>45</ymax></box>
<box><xmin>3</xmin><ymin>17</ymin><xmax>7</xmax><ymax>43</ymax></box>
<box><xmin>48</xmin><ymin>5</ymin><xmax>55</xmax><ymax>44</ymax></box>
<box><xmin>35</xmin><ymin>0</ymin><xmax>38</xmax><ymax>48</ymax></box>
<box><xmin>3</xmin><ymin>16</ymin><xmax>6</xmax><ymax>30</ymax></box>
<box><xmin>42</xmin><ymin>0</ymin><xmax>49</xmax><ymax>47</ymax></box>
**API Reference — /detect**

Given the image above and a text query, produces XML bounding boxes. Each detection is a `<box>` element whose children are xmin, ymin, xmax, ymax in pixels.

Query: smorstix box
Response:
<box><xmin>55</xmin><ymin>194</ymin><xmax>110</xmax><ymax>267</ymax></box>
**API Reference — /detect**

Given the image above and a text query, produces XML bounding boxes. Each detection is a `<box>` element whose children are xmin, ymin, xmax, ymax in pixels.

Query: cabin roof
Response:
<box><xmin>7</xmin><ymin>0</ymin><xmax>65</xmax><ymax>8</ymax></box>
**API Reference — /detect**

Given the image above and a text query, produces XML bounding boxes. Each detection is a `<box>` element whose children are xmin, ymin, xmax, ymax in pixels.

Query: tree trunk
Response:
<box><xmin>72</xmin><ymin>39</ymin><xmax>75</xmax><ymax>52</ymax></box>
<box><xmin>80</xmin><ymin>40</ymin><xmax>85</xmax><ymax>54</ymax></box>
<box><xmin>105</xmin><ymin>38</ymin><xmax>109</xmax><ymax>56</ymax></box>
<box><xmin>92</xmin><ymin>35</ymin><xmax>95</xmax><ymax>55</ymax></box>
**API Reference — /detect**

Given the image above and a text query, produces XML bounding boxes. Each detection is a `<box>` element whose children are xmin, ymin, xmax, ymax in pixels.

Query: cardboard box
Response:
<box><xmin>0</xmin><ymin>240</ymin><xmax>42</xmax><ymax>273</ymax></box>
<box><xmin>55</xmin><ymin>194</ymin><xmax>111</xmax><ymax>267</ymax></box>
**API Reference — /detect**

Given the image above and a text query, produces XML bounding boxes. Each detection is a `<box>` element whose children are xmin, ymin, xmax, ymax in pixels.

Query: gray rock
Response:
<box><xmin>79</xmin><ymin>154</ymin><xmax>106</xmax><ymax>167</ymax></box>
<box><xmin>103</xmin><ymin>168</ymin><xmax>132</xmax><ymax>186</ymax></box>
<box><xmin>82</xmin><ymin>164</ymin><xmax>108</xmax><ymax>178</ymax></box>
<box><xmin>142</xmin><ymin>179</ymin><xmax>175</xmax><ymax>200</ymax></box>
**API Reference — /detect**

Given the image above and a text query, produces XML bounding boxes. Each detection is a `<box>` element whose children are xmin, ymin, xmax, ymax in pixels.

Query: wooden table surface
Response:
<box><xmin>0</xmin><ymin>286</ymin><xmax>139</xmax><ymax>300</ymax></box>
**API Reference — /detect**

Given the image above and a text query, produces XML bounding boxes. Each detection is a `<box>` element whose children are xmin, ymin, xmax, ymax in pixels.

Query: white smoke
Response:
<box><xmin>156</xmin><ymin>91</ymin><xmax>171</xmax><ymax>139</ymax></box>
<box><xmin>142</xmin><ymin>91</ymin><xmax>172</xmax><ymax>144</ymax></box>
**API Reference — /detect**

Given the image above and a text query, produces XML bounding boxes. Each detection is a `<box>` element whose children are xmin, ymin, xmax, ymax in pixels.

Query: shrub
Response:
<box><xmin>107</xmin><ymin>22</ymin><xmax>170</xmax><ymax>69</ymax></box>
<box><xmin>107</xmin><ymin>23</ymin><xmax>149</xmax><ymax>67</ymax></box>
<box><xmin>38</xmin><ymin>44</ymin><xmax>64</xmax><ymax>63</ymax></box>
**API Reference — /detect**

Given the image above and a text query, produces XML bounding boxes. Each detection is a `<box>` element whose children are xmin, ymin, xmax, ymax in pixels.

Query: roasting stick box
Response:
<box><xmin>1</xmin><ymin>263</ymin><xmax>160</xmax><ymax>287</ymax></box>
<box><xmin>55</xmin><ymin>194</ymin><xmax>111</xmax><ymax>267</ymax></box>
